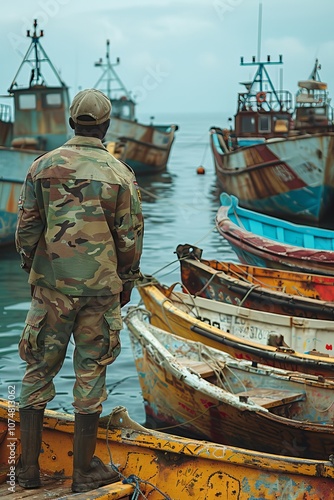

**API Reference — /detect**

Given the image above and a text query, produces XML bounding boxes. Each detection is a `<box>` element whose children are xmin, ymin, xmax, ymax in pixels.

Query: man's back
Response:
<box><xmin>16</xmin><ymin>135</ymin><xmax>143</xmax><ymax>296</ymax></box>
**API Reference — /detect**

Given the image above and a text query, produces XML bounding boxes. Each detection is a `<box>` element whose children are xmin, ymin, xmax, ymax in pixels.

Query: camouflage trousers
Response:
<box><xmin>19</xmin><ymin>286</ymin><xmax>122</xmax><ymax>414</ymax></box>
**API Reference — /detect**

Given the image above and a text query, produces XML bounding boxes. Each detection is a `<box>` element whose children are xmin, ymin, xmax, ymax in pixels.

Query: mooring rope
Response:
<box><xmin>104</xmin><ymin>413</ymin><xmax>172</xmax><ymax>500</ymax></box>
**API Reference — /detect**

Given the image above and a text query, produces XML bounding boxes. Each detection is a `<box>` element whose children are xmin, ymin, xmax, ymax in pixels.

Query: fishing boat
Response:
<box><xmin>94</xmin><ymin>40</ymin><xmax>178</xmax><ymax>175</ymax></box>
<box><xmin>0</xmin><ymin>19</ymin><xmax>71</xmax><ymax>247</ymax></box>
<box><xmin>294</xmin><ymin>59</ymin><xmax>333</xmax><ymax>133</ymax></box>
<box><xmin>210</xmin><ymin>55</ymin><xmax>334</xmax><ymax>225</ymax></box>
<box><xmin>138</xmin><ymin>279</ymin><xmax>334</xmax><ymax>378</ymax></box>
<box><xmin>126</xmin><ymin>308</ymin><xmax>334</xmax><ymax>460</ymax></box>
<box><xmin>1</xmin><ymin>401</ymin><xmax>334</xmax><ymax>499</ymax></box>
<box><xmin>216</xmin><ymin>192</ymin><xmax>334</xmax><ymax>276</ymax></box>
<box><xmin>176</xmin><ymin>243</ymin><xmax>334</xmax><ymax>319</ymax></box>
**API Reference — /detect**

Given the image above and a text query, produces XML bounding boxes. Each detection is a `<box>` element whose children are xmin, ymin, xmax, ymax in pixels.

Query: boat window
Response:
<box><xmin>259</xmin><ymin>115</ymin><xmax>271</xmax><ymax>133</ymax></box>
<box><xmin>314</xmin><ymin>107</ymin><xmax>327</xmax><ymax>116</ymax></box>
<box><xmin>241</xmin><ymin>115</ymin><xmax>256</xmax><ymax>133</ymax></box>
<box><xmin>273</xmin><ymin>117</ymin><xmax>289</xmax><ymax>133</ymax></box>
<box><xmin>18</xmin><ymin>93</ymin><xmax>37</xmax><ymax>110</ymax></box>
<box><xmin>42</xmin><ymin>92</ymin><xmax>62</xmax><ymax>108</ymax></box>
<box><xmin>120</xmin><ymin>104</ymin><xmax>131</xmax><ymax>118</ymax></box>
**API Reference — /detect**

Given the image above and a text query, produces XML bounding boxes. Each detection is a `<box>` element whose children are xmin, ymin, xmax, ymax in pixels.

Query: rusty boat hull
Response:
<box><xmin>176</xmin><ymin>243</ymin><xmax>334</xmax><ymax>320</ymax></box>
<box><xmin>126</xmin><ymin>309</ymin><xmax>334</xmax><ymax>460</ymax></box>
<box><xmin>1</xmin><ymin>400</ymin><xmax>334</xmax><ymax>499</ymax></box>
<box><xmin>138</xmin><ymin>280</ymin><xmax>334</xmax><ymax>378</ymax></box>
<box><xmin>106</xmin><ymin>118</ymin><xmax>178</xmax><ymax>175</ymax></box>
<box><xmin>210</xmin><ymin>129</ymin><xmax>334</xmax><ymax>225</ymax></box>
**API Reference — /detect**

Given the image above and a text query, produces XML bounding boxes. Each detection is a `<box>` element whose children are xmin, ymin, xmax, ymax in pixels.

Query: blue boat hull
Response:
<box><xmin>216</xmin><ymin>193</ymin><xmax>334</xmax><ymax>276</ymax></box>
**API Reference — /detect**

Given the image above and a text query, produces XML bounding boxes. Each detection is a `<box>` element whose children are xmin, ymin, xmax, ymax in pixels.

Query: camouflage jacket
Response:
<box><xmin>15</xmin><ymin>135</ymin><xmax>144</xmax><ymax>296</ymax></box>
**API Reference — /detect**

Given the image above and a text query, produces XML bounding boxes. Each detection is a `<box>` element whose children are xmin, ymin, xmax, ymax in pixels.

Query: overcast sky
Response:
<box><xmin>0</xmin><ymin>0</ymin><xmax>334</xmax><ymax>120</ymax></box>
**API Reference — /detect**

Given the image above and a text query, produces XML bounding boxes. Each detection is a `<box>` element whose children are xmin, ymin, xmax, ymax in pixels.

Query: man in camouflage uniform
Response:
<box><xmin>15</xmin><ymin>89</ymin><xmax>144</xmax><ymax>492</ymax></box>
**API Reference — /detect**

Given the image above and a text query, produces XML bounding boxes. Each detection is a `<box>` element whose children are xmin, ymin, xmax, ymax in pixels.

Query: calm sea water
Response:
<box><xmin>0</xmin><ymin>112</ymin><xmax>236</xmax><ymax>423</ymax></box>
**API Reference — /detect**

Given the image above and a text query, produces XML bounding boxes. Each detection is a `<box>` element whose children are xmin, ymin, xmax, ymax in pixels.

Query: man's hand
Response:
<box><xmin>120</xmin><ymin>289</ymin><xmax>131</xmax><ymax>307</ymax></box>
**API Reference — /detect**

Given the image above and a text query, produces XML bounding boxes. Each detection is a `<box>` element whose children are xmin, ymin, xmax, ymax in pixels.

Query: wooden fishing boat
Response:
<box><xmin>94</xmin><ymin>40</ymin><xmax>178</xmax><ymax>175</ymax></box>
<box><xmin>294</xmin><ymin>59</ymin><xmax>333</xmax><ymax>133</ymax></box>
<box><xmin>176</xmin><ymin>243</ymin><xmax>334</xmax><ymax>319</ymax></box>
<box><xmin>210</xmin><ymin>55</ymin><xmax>334</xmax><ymax>225</ymax></box>
<box><xmin>126</xmin><ymin>308</ymin><xmax>334</xmax><ymax>460</ymax></box>
<box><xmin>2</xmin><ymin>401</ymin><xmax>334</xmax><ymax>499</ymax></box>
<box><xmin>0</xmin><ymin>20</ymin><xmax>71</xmax><ymax>247</ymax></box>
<box><xmin>216</xmin><ymin>192</ymin><xmax>334</xmax><ymax>276</ymax></box>
<box><xmin>138</xmin><ymin>279</ymin><xmax>334</xmax><ymax>378</ymax></box>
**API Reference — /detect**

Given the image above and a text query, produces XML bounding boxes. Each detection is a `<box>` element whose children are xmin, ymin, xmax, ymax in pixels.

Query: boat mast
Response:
<box><xmin>94</xmin><ymin>40</ymin><xmax>132</xmax><ymax>101</ymax></box>
<box><xmin>8</xmin><ymin>19</ymin><xmax>66</xmax><ymax>93</ymax></box>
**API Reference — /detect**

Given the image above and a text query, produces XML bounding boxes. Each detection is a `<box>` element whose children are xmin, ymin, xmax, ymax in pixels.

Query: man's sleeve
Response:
<box><xmin>15</xmin><ymin>173</ymin><xmax>44</xmax><ymax>273</ymax></box>
<box><xmin>113</xmin><ymin>178</ymin><xmax>144</xmax><ymax>292</ymax></box>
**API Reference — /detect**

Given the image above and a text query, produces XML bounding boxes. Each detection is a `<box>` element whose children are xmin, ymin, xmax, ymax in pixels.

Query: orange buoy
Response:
<box><xmin>197</xmin><ymin>166</ymin><xmax>205</xmax><ymax>175</ymax></box>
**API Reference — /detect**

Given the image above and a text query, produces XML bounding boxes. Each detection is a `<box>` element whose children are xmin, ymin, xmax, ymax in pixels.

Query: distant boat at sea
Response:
<box><xmin>294</xmin><ymin>59</ymin><xmax>333</xmax><ymax>134</ymax></box>
<box><xmin>210</xmin><ymin>54</ymin><xmax>334</xmax><ymax>225</ymax></box>
<box><xmin>93</xmin><ymin>40</ymin><xmax>178</xmax><ymax>175</ymax></box>
<box><xmin>0</xmin><ymin>19</ymin><xmax>71</xmax><ymax>247</ymax></box>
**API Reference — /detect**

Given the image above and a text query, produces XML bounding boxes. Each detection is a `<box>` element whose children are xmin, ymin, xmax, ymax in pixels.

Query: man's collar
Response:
<box><xmin>64</xmin><ymin>135</ymin><xmax>108</xmax><ymax>150</ymax></box>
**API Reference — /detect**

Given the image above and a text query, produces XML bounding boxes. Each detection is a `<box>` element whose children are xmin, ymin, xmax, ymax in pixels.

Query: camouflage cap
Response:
<box><xmin>70</xmin><ymin>89</ymin><xmax>111</xmax><ymax>125</ymax></box>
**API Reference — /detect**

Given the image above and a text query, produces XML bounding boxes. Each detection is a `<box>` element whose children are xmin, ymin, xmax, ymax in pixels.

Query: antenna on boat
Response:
<box><xmin>257</xmin><ymin>2</ymin><xmax>262</xmax><ymax>63</ymax></box>
<box><xmin>94</xmin><ymin>40</ymin><xmax>132</xmax><ymax>101</ymax></box>
<box><xmin>8</xmin><ymin>19</ymin><xmax>66</xmax><ymax>93</ymax></box>
<box><xmin>309</xmin><ymin>59</ymin><xmax>322</xmax><ymax>82</ymax></box>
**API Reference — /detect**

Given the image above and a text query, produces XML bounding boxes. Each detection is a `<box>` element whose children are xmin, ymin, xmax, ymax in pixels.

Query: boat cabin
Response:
<box><xmin>111</xmin><ymin>96</ymin><xmax>136</xmax><ymax>121</ymax></box>
<box><xmin>232</xmin><ymin>56</ymin><xmax>293</xmax><ymax>148</ymax></box>
<box><xmin>11</xmin><ymin>85</ymin><xmax>70</xmax><ymax>151</ymax></box>
<box><xmin>294</xmin><ymin>61</ymin><xmax>333</xmax><ymax>132</ymax></box>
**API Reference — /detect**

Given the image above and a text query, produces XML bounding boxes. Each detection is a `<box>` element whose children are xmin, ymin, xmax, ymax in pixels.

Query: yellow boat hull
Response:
<box><xmin>1</xmin><ymin>400</ymin><xmax>334</xmax><ymax>498</ymax></box>
<box><xmin>138</xmin><ymin>282</ymin><xmax>334</xmax><ymax>378</ymax></box>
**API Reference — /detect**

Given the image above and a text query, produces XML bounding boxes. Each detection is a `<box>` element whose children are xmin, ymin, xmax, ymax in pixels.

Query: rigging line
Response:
<box><xmin>199</xmin><ymin>141</ymin><xmax>209</xmax><ymax>165</ymax></box>
<box><xmin>137</xmin><ymin>185</ymin><xmax>160</xmax><ymax>200</ymax></box>
<box><xmin>135</xmin><ymin>226</ymin><xmax>217</xmax><ymax>281</ymax></box>
<box><xmin>148</xmin><ymin>402</ymin><xmax>222</xmax><ymax>432</ymax></box>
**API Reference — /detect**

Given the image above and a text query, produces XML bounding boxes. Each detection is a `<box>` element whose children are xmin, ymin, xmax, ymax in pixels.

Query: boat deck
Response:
<box><xmin>236</xmin><ymin>388</ymin><xmax>305</xmax><ymax>409</ymax></box>
<box><xmin>0</xmin><ymin>474</ymin><xmax>134</xmax><ymax>499</ymax></box>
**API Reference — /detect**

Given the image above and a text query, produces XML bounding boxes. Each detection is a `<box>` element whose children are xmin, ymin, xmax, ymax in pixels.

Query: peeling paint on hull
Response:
<box><xmin>1</xmin><ymin>399</ymin><xmax>334</xmax><ymax>499</ymax></box>
<box><xmin>211</xmin><ymin>130</ymin><xmax>334</xmax><ymax>224</ymax></box>
<box><xmin>176</xmin><ymin>244</ymin><xmax>334</xmax><ymax>319</ymax></box>
<box><xmin>138</xmin><ymin>282</ymin><xmax>334</xmax><ymax>378</ymax></box>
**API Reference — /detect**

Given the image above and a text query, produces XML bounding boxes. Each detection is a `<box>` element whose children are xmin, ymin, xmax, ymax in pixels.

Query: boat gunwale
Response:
<box><xmin>1</xmin><ymin>399</ymin><xmax>334</xmax><ymax>478</ymax></box>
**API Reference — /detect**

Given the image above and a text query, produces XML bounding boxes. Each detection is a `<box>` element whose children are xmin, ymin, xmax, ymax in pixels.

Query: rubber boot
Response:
<box><xmin>16</xmin><ymin>408</ymin><xmax>44</xmax><ymax>489</ymax></box>
<box><xmin>71</xmin><ymin>413</ymin><xmax>119</xmax><ymax>493</ymax></box>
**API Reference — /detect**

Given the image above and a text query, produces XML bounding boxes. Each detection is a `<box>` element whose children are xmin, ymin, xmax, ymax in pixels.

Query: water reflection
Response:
<box><xmin>137</xmin><ymin>171</ymin><xmax>175</xmax><ymax>204</ymax></box>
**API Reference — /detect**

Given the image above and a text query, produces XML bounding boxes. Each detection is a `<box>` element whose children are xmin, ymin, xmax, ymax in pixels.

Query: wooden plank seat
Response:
<box><xmin>177</xmin><ymin>358</ymin><xmax>217</xmax><ymax>379</ymax></box>
<box><xmin>236</xmin><ymin>388</ymin><xmax>305</xmax><ymax>409</ymax></box>
<box><xmin>0</xmin><ymin>476</ymin><xmax>134</xmax><ymax>499</ymax></box>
